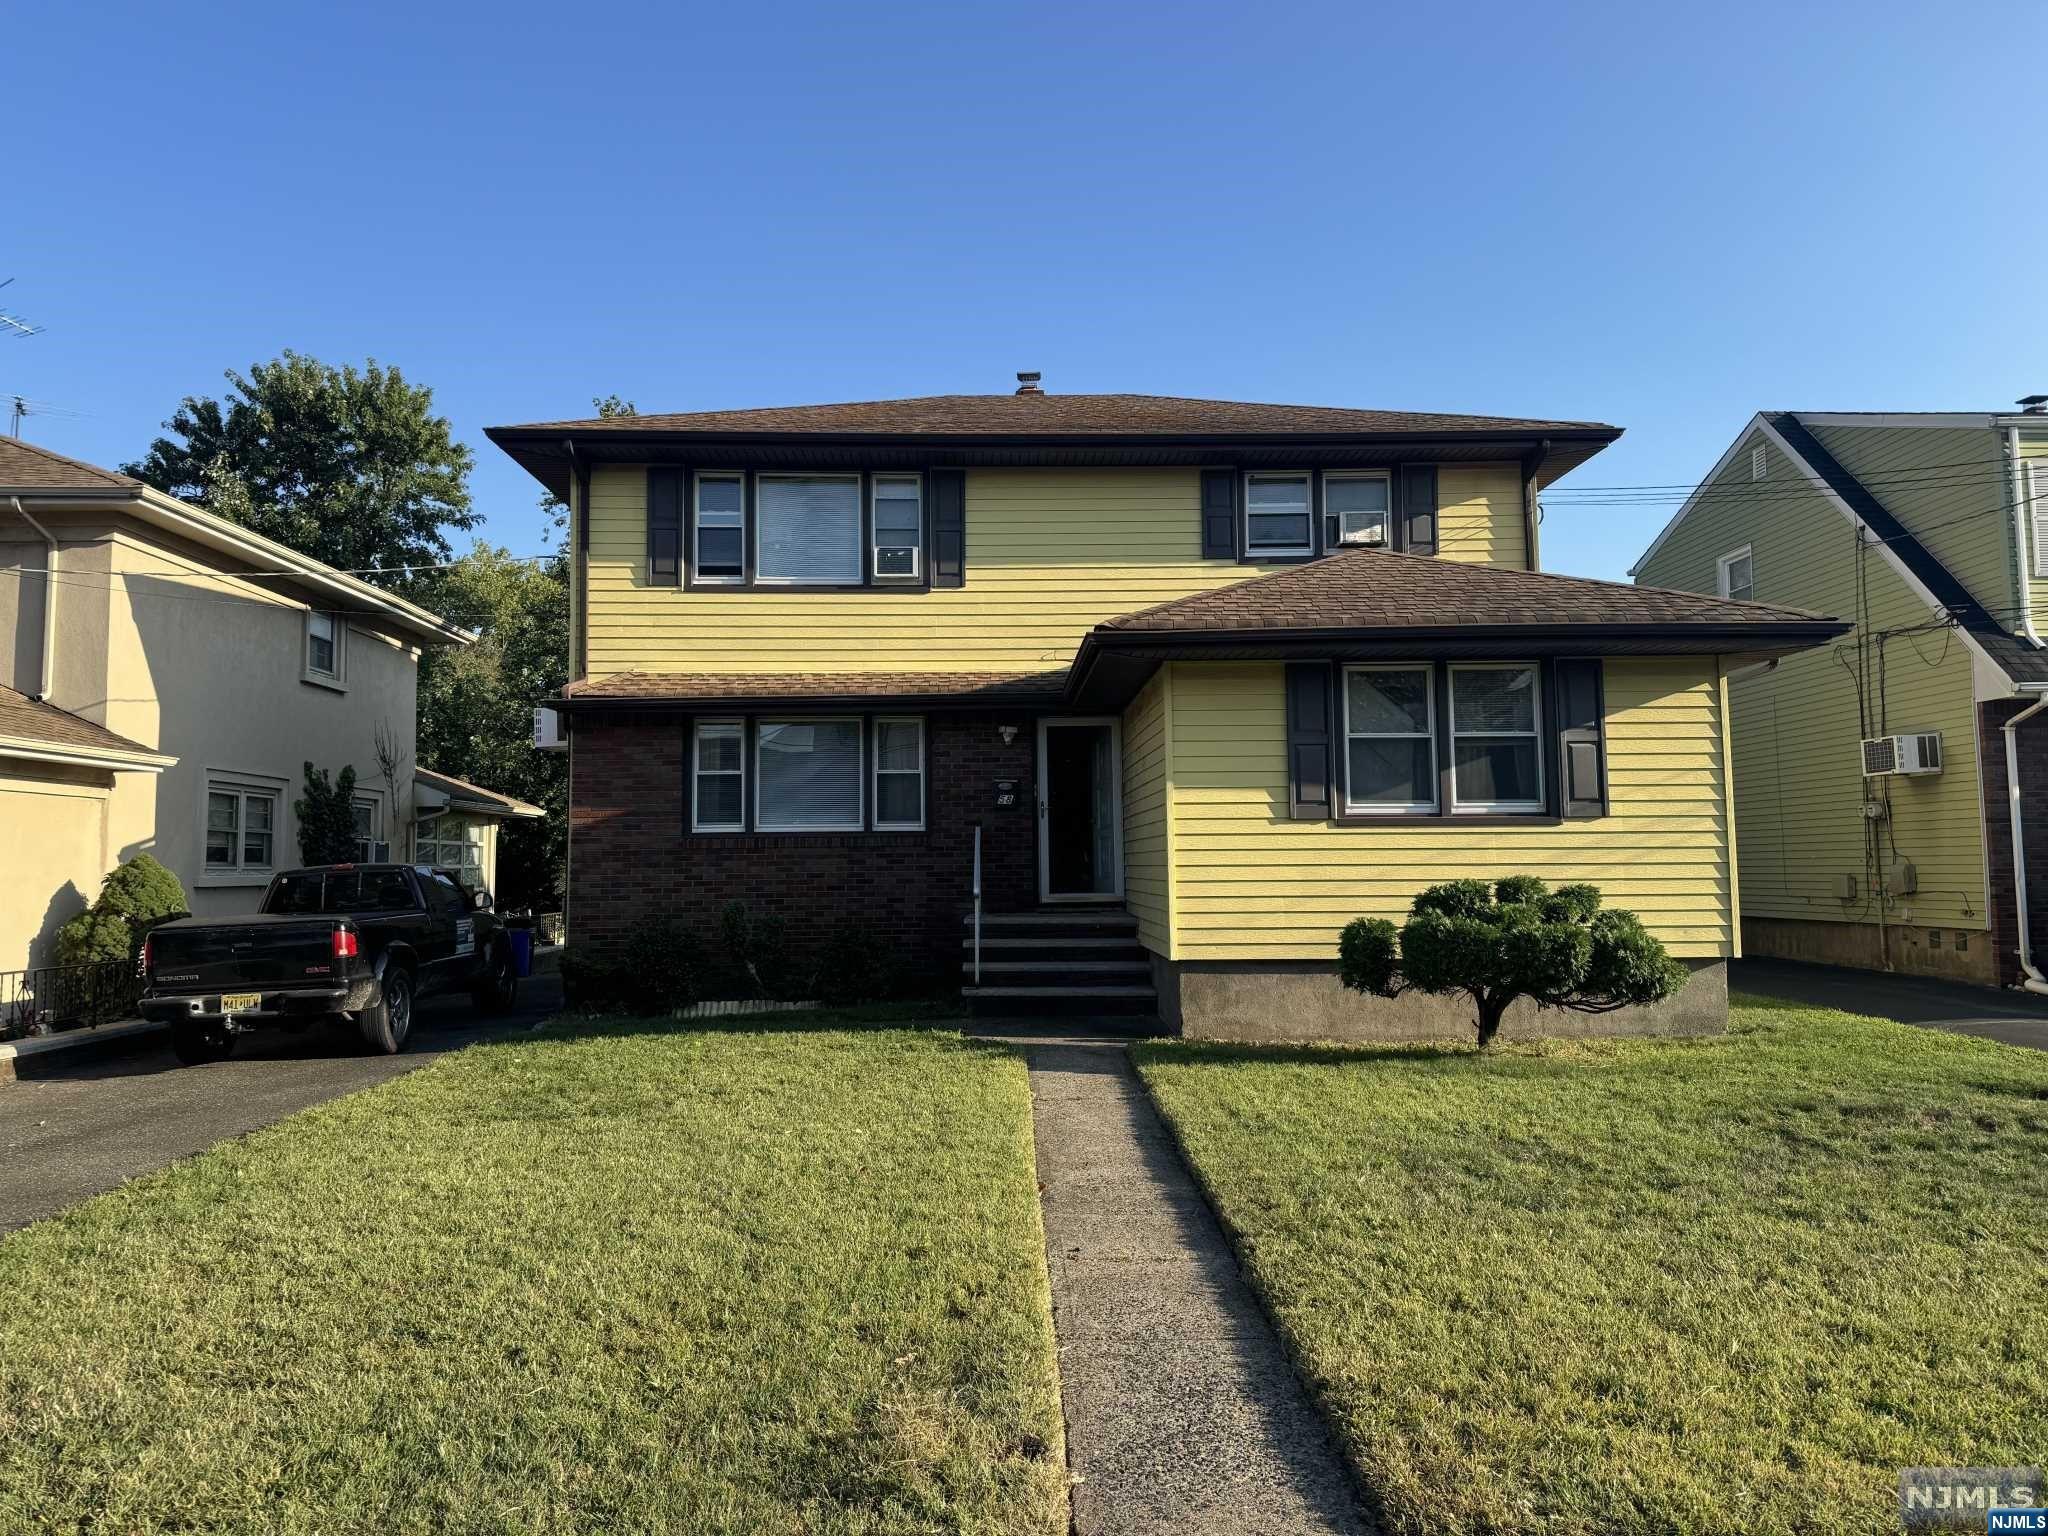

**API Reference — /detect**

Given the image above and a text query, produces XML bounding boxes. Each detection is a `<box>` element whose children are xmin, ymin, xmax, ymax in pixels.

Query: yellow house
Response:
<box><xmin>0</xmin><ymin>439</ymin><xmax>534</xmax><ymax>980</ymax></box>
<box><xmin>491</xmin><ymin>381</ymin><xmax>1843</xmax><ymax>1037</ymax></box>
<box><xmin>1633</xmin><ymin>410</ymin><xmax>2048</xmax><ymax>992</ymax></box>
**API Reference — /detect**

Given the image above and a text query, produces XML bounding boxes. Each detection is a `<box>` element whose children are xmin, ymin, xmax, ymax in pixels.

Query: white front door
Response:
<box><xmin>1036</xmin><ymin>718</ymin><xmax>1123</xmax><ymax>903</ymax></box>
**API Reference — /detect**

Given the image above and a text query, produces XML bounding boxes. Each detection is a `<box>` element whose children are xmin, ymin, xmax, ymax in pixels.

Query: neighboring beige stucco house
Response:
<box><xmin>0</xmin><ymin>438</ymin><xmax>532</xmax><ymax>974</ymax></box>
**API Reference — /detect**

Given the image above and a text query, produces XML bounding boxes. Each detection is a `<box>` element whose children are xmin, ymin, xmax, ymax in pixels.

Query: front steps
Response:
<box><xmin>961</xmin><ymin>908</ymin><xmax>1161</xmax><ymax>1019</ymax></box>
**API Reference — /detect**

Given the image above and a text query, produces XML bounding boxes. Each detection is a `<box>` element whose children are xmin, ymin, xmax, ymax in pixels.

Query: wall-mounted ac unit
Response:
<box><xmin>534</xmin><ymin>705</ymin><xmax>566</xmax><ymax>751</ymax></box>
<box><xmin>1861</xmin><ymin>731</ymin><xmax>1942</xmax><ymax>777</ymax></box>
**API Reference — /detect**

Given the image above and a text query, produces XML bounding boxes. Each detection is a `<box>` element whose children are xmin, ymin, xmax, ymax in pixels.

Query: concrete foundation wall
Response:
<box><xmin>1739</xmin><ymin>914</ymin><xmax>1998</xmax><ymax>987</ymax></box>
<box><xmin>1160</xmin><ymin>956</ymin><xmax>1728</xmax><ymax>1043</ymax></box>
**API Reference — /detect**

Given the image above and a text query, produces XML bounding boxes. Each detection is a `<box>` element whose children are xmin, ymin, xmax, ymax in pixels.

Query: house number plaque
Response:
<box><xmin>994</xmin><ymin>779</ymin><xmax>1020</xmax><ymax>809</ymax></box>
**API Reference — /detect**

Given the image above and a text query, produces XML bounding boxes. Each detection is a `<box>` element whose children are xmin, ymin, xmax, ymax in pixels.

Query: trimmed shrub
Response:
<box><xmin>1339</xmin><ymin>875</ymin><xmax>1689</xmax><ymax>1048</ymax></box>
<box><xmin>54</xmin><ymin>854</ymin><xmax>189</xmax><ymax>967</ymax></box>
<box><xmin>561</xmin><ymin>917</ymin><xmax>702</xmax><ymax>1017</ymax></box>
<box><xmin>294</xmin><ymin>762</ymin><xmax>358</xmax><ymax>865</ymax></box>
<box><xmin>719</xmin><ymin>902</ymin><xmax>792</xmax><ymax>1000</ymax></box>
<box><xmin>812</xmin><ymin>927</ymin><xmax>903</xmax><ymax>1007</ymax></box>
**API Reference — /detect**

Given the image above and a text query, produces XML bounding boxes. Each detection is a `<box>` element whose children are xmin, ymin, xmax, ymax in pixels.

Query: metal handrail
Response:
<box><xmin>971</xmin><ymin>823</ymin><xmax>982</xmax><ymax>986</ymax></box>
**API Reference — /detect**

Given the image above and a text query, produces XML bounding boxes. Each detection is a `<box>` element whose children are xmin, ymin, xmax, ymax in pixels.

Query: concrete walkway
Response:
<box><xmin>992</xmin><ymin>1031</ymin><xmax>1364</xmax><ymax>1535</ymax></box>
<box><xmin>1733</xmin><ymin>957</ymin><xmax>2048</xmax><ymax>1050</ymax></box>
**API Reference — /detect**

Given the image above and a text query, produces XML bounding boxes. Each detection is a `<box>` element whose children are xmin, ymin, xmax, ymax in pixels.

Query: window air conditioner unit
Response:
<box><xmin>354</xmin><ymin>839</ymin><xmax>391</xmax><ymax>863</ymax></box>
<box><xmin>534</xmin><ymin>705</ymin><xmax>566</xmax><ymax>751</ymax></box>
<box><xmin>1338</xmin><ymin>524</ymin><xmax>1388</xmax><ymax>547</ymax></box>
<box><xmin>1861</xmin><ymin>732</ymin><xmax>1942</xmax><ymax>778</ymax></box>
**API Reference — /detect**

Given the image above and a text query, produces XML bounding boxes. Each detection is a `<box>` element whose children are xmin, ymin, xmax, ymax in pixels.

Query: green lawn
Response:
<box><xmin>0</xmin><ymin>1016</ymin><xmax>1066</xmax><ymax>1536</ymax></box>
<box><xmin>1135</xmin><ymin>998</ymin><xmax>2048</xmax><ymax>1536</ymax></box>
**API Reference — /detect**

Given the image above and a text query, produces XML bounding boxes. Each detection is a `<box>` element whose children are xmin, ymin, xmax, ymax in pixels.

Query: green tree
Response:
<box><xmin>539</xmin><ymin>394</ymin><xmax>635</xmax><ymax>549</ymax></box>
<box><xmin>54</xmin><ymin>854</ymin><xmax>189</xmax><ymax>966</ymax></box>
<box><xmin>295</xmin><ymin>763</ymin><xmax>360</xmax><ymax>865</ymax></box>
<box><xmin>1338</xmin><ymin>876</ymin><xmax>1688</xmax><ymax>1048</ymax></box>
<box><xmin>415</xmin><ymin>544</ymin><xmax>569</xmax><ymax>909</ymax></box>
<box><xmin>124</xmin><ymin>352</ymin><xmax>476</xmax><ymax>582</ymax></box>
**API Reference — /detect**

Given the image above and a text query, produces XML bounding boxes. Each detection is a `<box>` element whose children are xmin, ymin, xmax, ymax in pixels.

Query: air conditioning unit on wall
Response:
<box><xmin>1861</xmin><ymin>731</ymin><xmax>1943</xmax><ymax>778</ymax></box>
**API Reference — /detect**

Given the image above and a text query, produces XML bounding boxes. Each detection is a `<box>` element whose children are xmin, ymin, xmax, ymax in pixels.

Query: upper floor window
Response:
<box><xmin>1244</xmin><ymin>472</ymin><xmax>1313</xmax><ymax>557</ymax></box>
<box><xmin>1449</xmin><ymin>664</ymin><xmax>1543</xmax><ymax>812</ymax></box>
<box><xmin>757</xmin><ymin>474</ymin><xmax>861</xmax><ymax>585</ymax></box>
<box><xmin>872</xmin><ymin>475</ymin><xmax>922</xmax><ymax>580</ymax></box>
<box><xmin>305</xmin><ymin>611</ymin><xmax>341</xmax><ymax>682</ymax></box>
<box><xmin>695</xmin><ymin>474</ymin><xmax>744</xmax><ymax>582</ymax></box>
<box><xmin>1717</xmin><ymin>545</ymin><xmax>1755</xmax><ymax>601</ymax></box>
<box><xmin>1324</xmin><ymin>473</ymin><xmax>1391</xmax><ymax>549</ymax></box>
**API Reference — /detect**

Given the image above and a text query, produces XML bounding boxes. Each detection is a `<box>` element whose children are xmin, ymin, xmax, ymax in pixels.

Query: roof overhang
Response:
<box><xmin>553</xmin><ymin>682</ymin><xmax>1070</xmax><ymax>716</ymax></box>
<box><xmin>1068</xmin><ymin>620</ymin><xmax>1850</xmax><ymax>710</ymax></box>
<box><xmin>412</xmin><ymin>773</ymin><xmax>545</xmax><ymax>821</ymax></box>
<box><xmin>487</xmin><ymin>425</ymin><xmax>1621</xmax><ymax>501</ymax></box>
<box><xmin>0</xmin><ymin>734</ymin><xmax>176</xmax><ymax>772</ymax></box>
<box><xmin>2</xmin><ymin>485</ymin><xmax>475</xmax><ymax>648</ymax></box>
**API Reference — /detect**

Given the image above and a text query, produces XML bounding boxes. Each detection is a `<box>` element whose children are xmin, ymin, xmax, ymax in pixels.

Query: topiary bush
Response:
<box><xmin>294</xmin><ymin>762</ymin><xmax>358</xmax><ymax>865</ymax></box>
<box><xmin>1339</xmin><ymin>876</ymin><xmax>1689</xmax><ymax>1048</ymax></box>
<box><xmin>54</xmin><ymin>853</ymin><xmax>189</xmax><ymax>967</ymax></box>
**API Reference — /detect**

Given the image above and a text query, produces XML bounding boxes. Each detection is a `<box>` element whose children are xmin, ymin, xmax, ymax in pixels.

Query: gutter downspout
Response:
<box><xmin>2004</xmin><ymin>425</ymin><xmax>2044</xmax><ymax>648</ymax></box>
<box><xmin>2003</xmin><ymin>685</ymin><xmax>2048</xmax><ymax>995</ymax></box>
<box><xmin>9</xmin><ymin>495</ymin><xmax>57</xmax><ymax>700</ymax></box>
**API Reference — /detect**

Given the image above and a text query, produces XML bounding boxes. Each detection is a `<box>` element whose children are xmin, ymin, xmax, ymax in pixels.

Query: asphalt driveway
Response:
<box><xmin>0</xmin><ymin>975</ymin><xmax>561</xmax><ymax>1234</ymax></box>
<box><xmin>1733</xmin><ymin>957</ymin><xmax>2048</xmax><ymax>1050</ymax></box>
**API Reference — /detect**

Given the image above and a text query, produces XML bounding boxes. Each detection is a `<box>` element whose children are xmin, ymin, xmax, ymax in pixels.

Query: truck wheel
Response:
<box><xmin>357</xmin><ymin>967</ymin><xmax>414</xmax><ymax>1055</ymax></box>
<box><xmin>170</xmin><ymin>1022</ymin><xmax>233</xmax><ymax>1066</ymax></box>
<box><xmin>471</xmin><ymin>943</ymin><xmax>517</xmax><ymax>1016</ymax></box>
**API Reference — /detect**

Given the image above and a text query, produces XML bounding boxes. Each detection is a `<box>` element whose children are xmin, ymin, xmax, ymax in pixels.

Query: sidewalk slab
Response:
<box><xmin>1006</xmin><ymin>1036</ymin><xmax>1364</xmax><ymax>1536</ymax></box>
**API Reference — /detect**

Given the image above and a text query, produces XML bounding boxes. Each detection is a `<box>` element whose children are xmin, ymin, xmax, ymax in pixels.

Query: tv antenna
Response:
<box><xmin>0</xmin><ymin>278</ymin><xmax>42</xmax><ymax>340</ymax></box>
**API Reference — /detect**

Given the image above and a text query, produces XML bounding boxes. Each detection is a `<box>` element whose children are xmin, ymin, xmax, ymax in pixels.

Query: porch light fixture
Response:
<box><xmin>999</xmin><ymin>725</ymin><xmax>1019</xmax><ymax>746</ymax></box>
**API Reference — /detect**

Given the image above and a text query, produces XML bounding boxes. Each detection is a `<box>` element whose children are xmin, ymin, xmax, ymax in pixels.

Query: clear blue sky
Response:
<box><xmin>6</xmin><ymin>0</ymin><xmax>2044</xmax><ymax>581</ymax></box>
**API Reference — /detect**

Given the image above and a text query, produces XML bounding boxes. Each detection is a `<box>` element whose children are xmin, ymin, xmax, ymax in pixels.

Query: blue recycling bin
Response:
<box><xmin>506</xmin><ymin>926</ymin><xmax>535</xmax><ymax>978</ymax></box>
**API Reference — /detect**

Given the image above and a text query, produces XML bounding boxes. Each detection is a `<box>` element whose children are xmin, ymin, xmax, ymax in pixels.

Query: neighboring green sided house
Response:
<box><xmin>1633</xmin><ymin>409</ymin><xmax>2048</xmax><ymax>992</ymax></box>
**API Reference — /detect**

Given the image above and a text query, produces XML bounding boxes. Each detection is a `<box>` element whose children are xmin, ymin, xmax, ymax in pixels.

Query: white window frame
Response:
<box><xmin>202</xmin><ymin>772</ymin><xmax>284</xmax><ymax>882</ymax></box>
<box><xmin>1341</xmin><ymin>664</ymin><xmax>1438</xmax><ymax>814</ymax></box>
<box><xmin>871</xmin><ymin>474</ymin><xmax>923</xmax><ymax>581</ymax></box>
<box><xmin>1716</xmin><ymin>544</ymin><xmax>1755</xmax><ymax>601</ymax></box>
<box><xmin>752</xmin><ymin>472</ymin><xmax>863</xmax><ymax>587</ymax></box>
<box><xmin>1751</xmin><ymin>444</ymin><xmax>1767</xmax><ymax>481</ymax></box>
<box><xmin>691</xmin><ymin>719</ymin><xmax>747</xmax><ymax>832</ymax></box>
<box><xmin>1323</xmin><ymin>472</ymin><xmax>1393</xmax><ymax>551</ymax></box>
<box><xmin>754</xmin><ymin>717</ymin><xmax>866</xmax><ymax>832</ymax></box>
<box><xmin>303</xmin><ymin>609</ymin><xmax>344</xmax><ymax>687</ymax></box>
<box><xmin>871</xmin><ymin>717</ymin><xmax>926</xmax><ymax>830</ymax></box>
<box><xmin>1243</xmin><ymin>471</ymin><xmax>1315</xmax><ymax>558</ymax></box>
<box><xmin>1448</xmin><ymin>664</ymin><xmax>1545</xmax><ymax>814</ymax></box>
<box><xmin>413</xmin><ymin>815</ymin><xmax>484</xmax><ymax>874</ymax></box>
<box><xmin>693</xmin><ymin>472</ymin><xmax>746</xmax><ymax>584</ymax></box>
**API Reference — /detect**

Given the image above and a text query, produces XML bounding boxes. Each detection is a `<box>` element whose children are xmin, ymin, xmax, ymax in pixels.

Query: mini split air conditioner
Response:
<box><xmin>1861</xmin><ymin>731</ymin><xmax>1943</xmax><ymax>778</ymax></box>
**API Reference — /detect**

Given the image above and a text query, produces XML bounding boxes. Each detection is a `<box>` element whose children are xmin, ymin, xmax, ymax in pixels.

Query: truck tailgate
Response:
<box><xmin>148</xmin><ymin>918</ymin><xmax>342</xmax><ymax>992</ymax></box>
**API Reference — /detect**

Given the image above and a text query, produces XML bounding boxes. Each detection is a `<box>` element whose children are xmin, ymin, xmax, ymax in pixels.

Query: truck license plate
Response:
<box><xmin>220</xmin><ymin>992</ymin><xmax>262</xmax><ymax>1015</ymax></box>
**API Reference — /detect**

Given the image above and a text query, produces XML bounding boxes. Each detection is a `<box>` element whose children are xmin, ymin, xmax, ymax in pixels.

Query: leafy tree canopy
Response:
<box><xmin>124</xmin><ymin>352</ymin><xmax>476</xmax><ymax>582</ymax></box>
<box><xmin>1339</xmin><ymin>876</ymin><xmax>1689</xmax><ymax>1048</ymax></box>
<box><xmin>415</xmin><ymin>543</ymin><xmax>570</xmax><ymax>909</ymax></box>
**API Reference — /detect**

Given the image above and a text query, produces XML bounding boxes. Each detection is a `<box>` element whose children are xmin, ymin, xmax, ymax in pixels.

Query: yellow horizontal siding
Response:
<box><xmin>582</xmin><ymin>463</ymin><xmax>1531</xmax><ymax>676</ymax></box>
<box><xmin>1164</xmin><ymin>658</ymin><xmax>1732</xmax><ymax>961</ymax></box>
<box><xmin>1120</xmin><ymin>670</ymin><xmax>1170</xmax><ymax>957</ymax></box>
<box><xmin>1636</xmin><ymin>429</ymin><xmax>1988</xmax><ymax>931</ymax></box>
<box><xmin>1437</xmin><ymin>462</ymin><xmax>1527</xmax><ymax>568</ymax></box>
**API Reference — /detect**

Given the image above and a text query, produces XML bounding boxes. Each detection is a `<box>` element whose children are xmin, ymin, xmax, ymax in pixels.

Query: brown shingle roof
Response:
<box><xmin>560</xmin><ymin>670</ymin><xmax>1070</xmax><ymax>706</ymax></box>
<box><xmin>1098</xmin><ymin>548</ymin><xmax>1832</xmax><ymax>634</ymax></box>
<box><xmin>497</xmin><ymin>394</ymin><xmax>1618</xmax><ymax>439</ymax></box>
<box><xmin>0</xmin><ymin>684</ymin><xmax>165</xmax><ymax>761</ymax></box>
<box><xmin>415</xmin><ymin>766</ymin><xmax>544</xmax><ymax>818</ymax></box>
<box><xmin>0</xmin><ymin>437</ymin><xmax>141</xmax><ymax>492</ymax></box>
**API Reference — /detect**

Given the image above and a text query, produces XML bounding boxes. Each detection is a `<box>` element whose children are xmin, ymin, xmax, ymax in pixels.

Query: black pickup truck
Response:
<box><xmin>141</xmin><ymin>863</ymin><xmax>519</xmax><ymax>1065</ymax></box>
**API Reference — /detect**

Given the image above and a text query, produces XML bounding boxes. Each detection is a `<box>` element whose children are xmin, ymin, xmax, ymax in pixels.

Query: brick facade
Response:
<box><xmin>568</xmin><ymin>712</ymin><xmax>1042</xmax><ymax>986</ymax></box>
<box><xmin>1978</xmin><ymin>698</ymin><xmax>2048</xmax><ymax>988</ymax></box>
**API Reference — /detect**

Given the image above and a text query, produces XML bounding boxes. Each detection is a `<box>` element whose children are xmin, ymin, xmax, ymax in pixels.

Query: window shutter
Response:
<box><xmin>1200</xmin><ymin>468</ymin><xmax>1237</xmax><ymax>559</ymax></box>
<box><xmin>931</xmin><ymin>469</ymin><xmax>966</xmax><ymax>588</ymax></box>
<box><xmin>1555</xmin><ymin>659</ymin><xmax>1606</xmax><ymax>818</ymax></box>
<box><xmin>1285</xmin><ymin>662</ymin><xmax>1335</xmax><ymax>821</ymax></box>
<box><xmin>648</xmin><ymin>468</ymin><xmax>683</xmax><ymax>587</ymax></box>
<box><xmin>1398</xmin><ymin>465</ymin><xmax>1438</xmax><ymax>555</ymax></box>
<box><xmin>2030</xmin><ymin>462</ymin><xmax>2048</xmax><ymax>579</ymax></box>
